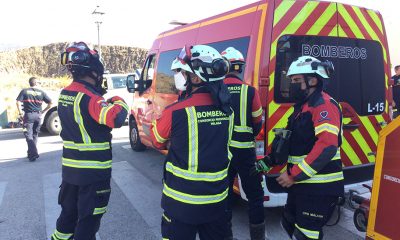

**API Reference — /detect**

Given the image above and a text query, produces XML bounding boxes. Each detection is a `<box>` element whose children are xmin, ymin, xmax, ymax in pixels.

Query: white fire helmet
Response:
<box><xmin>287</xmin><ymin>56</ymin><xmax>334</xmax><ymax>79</ymax></box>
<box><xmin>174</xmin><ymin>45</ymin><xmax>229</xmax><ymax>82</ymax></box>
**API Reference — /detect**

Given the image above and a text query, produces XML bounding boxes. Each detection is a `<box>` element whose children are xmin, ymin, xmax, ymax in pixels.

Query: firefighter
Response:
<box><xmin>220</xmin><ymin>47</ymin><xmax>265</xmax><ymax>240</ymax></box>
<box><xmin>16</xmin><ymin>76</ymin><xmax>52</xmax><ymax>161</ymax></box>
<box><xmin>255</xmin><ymin>56</ymin><xmax>343</xmax><ymax>240</ymax></box>
<box><xmin>151</xmin><ymin>45</ymin><xmax>234</xmax><ymax>240</ymax></box>
<box><xmin>51</xmin><ymin>42</ymin><xmax>128</xmax><ymax>240</ymax></box>
<box><xmin>391</xmin><ymin>65</ymin><xmax>400</xmax><ymax>117</ymax></box>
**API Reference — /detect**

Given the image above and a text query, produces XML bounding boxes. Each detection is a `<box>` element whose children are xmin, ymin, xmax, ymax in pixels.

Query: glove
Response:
<box><xmin>250</xmin><ymin>156</ymin><xmax>272</xmax><ymax>176</ymax></box>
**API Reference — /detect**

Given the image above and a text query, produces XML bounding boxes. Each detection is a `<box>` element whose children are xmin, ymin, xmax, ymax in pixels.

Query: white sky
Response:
<box><xmin>0</xmin><ymin>0</ymin><xmax>399</xmax><ymax>69</ymax></box>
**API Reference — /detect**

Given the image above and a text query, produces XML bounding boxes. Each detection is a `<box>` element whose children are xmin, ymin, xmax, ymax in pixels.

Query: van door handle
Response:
<box><xmin>343</xmin><ymin>123</ymin><xmax>360</xmax><ymax>130</ymax></box>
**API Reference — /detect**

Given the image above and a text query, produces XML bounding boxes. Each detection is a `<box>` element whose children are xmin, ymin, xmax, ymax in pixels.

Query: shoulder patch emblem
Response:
<box><xmin>318</xmin><ymin>110</ymin><xmax>331</xmax><ymax>122</ymax></box>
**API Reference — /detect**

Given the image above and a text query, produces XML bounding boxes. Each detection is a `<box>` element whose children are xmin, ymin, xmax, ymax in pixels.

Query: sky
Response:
<box><xmin>0</xmin><ymin>0</ymin><xmax>399</xmax><ymax>69</ymax></box>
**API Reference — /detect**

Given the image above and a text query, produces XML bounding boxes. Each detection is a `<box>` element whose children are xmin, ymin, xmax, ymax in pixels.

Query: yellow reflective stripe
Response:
<box><xmin>162</xmin><ymin>213</ymin><xmax>171</xmax><ymax>223</ymax></box>
<box><xmin>298</xmin><ymin>160</ymin><xmax>317</xmax><ymax>177</ymax></box>
<box><xmin>227</xmin><ymin>112</ymin><xmax>234</xmax><ymax>160</ymax></box>
<box><xmin>299</xmin><ymin>172</ymin><xmax>344</xmax><ymax>184</ymax></box>
<box><xmin>307</xmin><ymin>3</ymin><xmax>336</xmax><ymax>35</ymax></box>
<box><xmin>163</xmin><ymin>183</ymin><xmax>228</xmax><ymax>205</ymax></box>
<box><xmin>62</xmin><ymin>157</ymin><xmax>112</xmax><ymax>169</ymax></box>
<box><xmin>315</xmin><ymin>123</ymin><xmax>339</xmax><ymax>136</ymax></box>
<box><xmin>273</xmin><ymin>0</ymin><xmax>295</xmax><ymax>26</ymax></box>
<box><xmin>228</xmin><ymin>150</ymin><xmax>233</xmax><ymax>160</ymax></box>
<box><xmin>52</xmin><ymin>230</ymin><xmax>73</xmax><ymax>240</ymax></box>
<box><xmin>63</xmin><ymin>141</ymin><xmax>110</xmax><ymax>151</ymax></box>
<box><xmin>359</xmin><ymin>116</ymin><xmax>378</xmax><ymax>144</ymax></box>
<box><xmin>338</xmin><ymin>4</ymin><xmax>364</xmax><ymax>38</ymax></box>
<box><xmin>152</xmin><ymin>120</ymin><xmax>167</xmax><ymax>143</ymax></box>
<box><xmin>234</xmin><ymin>125</ymin><xmax>253</xmax><ymax>133</ymax></box>
<box><xmin>240</xmin><ymin>85</ymin><xmax>248</xmax><ymax>127</ymax></box>
<box><xmin>230</xmin><ymin>140</ymin><xmax>255</xmax><ymax>149</ymax></box>
<box><xmin>333</xmin><ymin>148</ymin><xmax>341</xmax><ymax>160</ymax></box>
<box><xmin>350</xmin><ymin>129</ymin><xmax>375</xmax><ymax>163</ymax></box>
<box><xmin>114</xmin><ymin>100</ymin><xmax>129</xmax><ymax>112</ymax></box>
<box><xmin>99</xmin><ymin>104</ymin><xmax>113</xmax><ymax>125</ymax></box>
<box><xmin>252</xmin><ymin>107</ymin><xmax>262</xmax><ymax>118</ymax></box>
<box><xmin>367</xmin><ymin>10</ymin><xmax>383</xmax><ymax>34</ymax></box>
<box><xmin>295</xmin><ymin>224</ymin><xmax>319</xmax><ymax>239</ymax></box>
<box><xmin>268</xmin><ymin>108</ymin><xmax>293</xmax><ymax>146</ymax></box>
<box><xmin>93</xmin><ymin>206</ymin><xmax>107</xmax><ymax>215</ymax></box>
<box><xmin>165</xmin><ymin>162</ymin><xmax>228</xmax><ymax>182</ymax></box>
<box><xmin>186</xmin><ymin>107</ymin><xmax>199</xmax><ymax>172</ymax></box>
<box><xmin>74</xmin><ymin>92</ymin><xmax>91</xmax><ymax>143</ymax></box>
<box><xmin>341</xmin><ymin>136</ymin><xmax>362</xmax><ymax>165</ymax></box>
<box><xmin>288</xmin><ymin>155</ymin><xmax>307</xmax><ymax>164</ymax></box>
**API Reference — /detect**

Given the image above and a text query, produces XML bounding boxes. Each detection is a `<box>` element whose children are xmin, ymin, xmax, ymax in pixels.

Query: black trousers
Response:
<box><xmin>51</xmin><ymin>180</ymin><xmax>111</xmax><ymax>240</ymax></box>
<box><xmin>23</xmin><ymin>112</ymin><xmax>42</xmax><ymax>159</ymax></box>
<box><xmin>161</xmin><ymin>211</ymin><xmax>228</xmax><ymax>240</ymax></box>
<box><xmin>281</xmin><ymin>191</ymin><xmax>337</xmax><ymax>240</ymax></box>
<box><xmin>227</xmin><ymin>148</ymin><xmax>265</xmax><ymax>225</ymax></box>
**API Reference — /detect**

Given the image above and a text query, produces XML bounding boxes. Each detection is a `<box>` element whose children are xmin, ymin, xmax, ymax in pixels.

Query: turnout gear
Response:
<box><xmin>286</xmin><ymin>56</ymin><xmax>334</xmax><ymax>79</ymax></box>
<box><xmin>52</xmin><ymin>42</ymin><xmax>128</xmax><ymax>240</ymax></box>
<box><xmin>223</xmin><ymin>73</ymin><xmax>265</xmax><ymax>239</ymax></box>
<box><xmin>152</xmin><ymin>46</ymin><xmax>233</xmax><ymax>237</ymax></box>
<box><xmin>221</xmin><ymin>47</ymin><xmax>245</xmax><ymax>73</ymax></box>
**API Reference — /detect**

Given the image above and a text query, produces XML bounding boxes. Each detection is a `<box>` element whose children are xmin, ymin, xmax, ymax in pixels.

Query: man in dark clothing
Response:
<box><xmin>16</xmin><ymin>77</ymin><xmax>52</xmax><ymax>161</ymax></box>
<box><xmin>221</xmin><ymin>47</ymin><xmax>265</xmax><ymax>240</ymax></box>
<box><xmin>51</xmin><ymin>42</ymin><xmax>128</xmax><ymax>240</ymax></box>
<box><xmin>151</xmin><ymin>45</ymin><xmax>233</xmax><ymax>240</ymax></box>
<box><xmin>255</xmin><ymin>56</ymin><xmax>343</xmax><ymax>240</ymax></box>
<box><xmin>391</xmin><ymin>65</ymin><xmax>400</xmax><ymax>117</ymax></box>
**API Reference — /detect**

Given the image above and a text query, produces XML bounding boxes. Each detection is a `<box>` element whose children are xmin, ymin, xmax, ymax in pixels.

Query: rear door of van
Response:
<box><xmin>266</xmin><ymin>0</ymin><xmax>391</xmax><ymax>188</ymax></box>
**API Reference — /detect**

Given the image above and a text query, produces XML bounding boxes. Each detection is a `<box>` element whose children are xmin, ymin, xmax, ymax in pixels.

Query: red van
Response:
<box><xmin>127</xmin><ymin>0</ymin><xmax>392</xmax><ymax>207</ymax></box>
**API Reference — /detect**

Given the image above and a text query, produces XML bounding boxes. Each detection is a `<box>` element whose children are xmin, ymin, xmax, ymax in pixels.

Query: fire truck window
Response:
<box><xmin>155</xmin><ymin>49</ymin><xmax>181</xmax><ymax>94</ymax></box>
<box><xmin>142</xmin><ymin>54</ymin><xmax>156</xmax><ymax>90</ymax></box>
<box><xmin>207</xmin><ymin>37</ymin><xmax>250</xmax><ymax>80</ymax></box>
<box><xmin>274</xmin><ymin>35</ymin><xmax>385</xmax><ymax>116</ymax></box>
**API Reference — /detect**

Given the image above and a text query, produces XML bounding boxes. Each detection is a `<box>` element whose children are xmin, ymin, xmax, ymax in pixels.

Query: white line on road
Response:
<box><xmin>0</xmin><ymin>181</ymin><xmax>7</xmax><ymax>206</ymax></box>
<box><xmin>112</xmin><ymin>161</ymin><xmax>162</xmax><ymax>238</ymax></box>
<box><xmin>43</xmin><ymin>173</ymin><xmax>101</xmax><ymax>240</ymax></box>
<box><xmin>121</xmin><ymin>145</ymin><xmax>131</xmax><ymax>149</ymax></box>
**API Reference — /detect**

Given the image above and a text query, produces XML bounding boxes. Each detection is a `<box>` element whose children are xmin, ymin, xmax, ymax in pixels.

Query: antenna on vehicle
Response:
<box><xmin>169</xmin><ymin>20</ymin><xmax>188</xmax><ymax>26</ymax></box>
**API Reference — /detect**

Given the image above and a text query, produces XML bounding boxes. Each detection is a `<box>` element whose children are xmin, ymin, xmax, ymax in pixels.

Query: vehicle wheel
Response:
<box><xmin>129</xmin><ymin>120</ymin><xmax>146</xmax><ymax>151</ymax></box>
<box><xmin>46</xmin><ymin>111</ymin><xmax>61</xmax><ymax>135</ymax></box>
<box><xmin>353</xmin><ymin>208</ymin><xmax>367</xmax><ymax>232</ymax></box>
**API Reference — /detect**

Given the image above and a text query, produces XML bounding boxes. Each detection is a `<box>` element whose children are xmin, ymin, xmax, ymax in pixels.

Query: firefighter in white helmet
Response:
<box><xmin>151</xmin><ymin>44</ymin><xmax>234</xmax><ymax>239</ymax></box>
<box><xmin>221</xmin><ymin>47</ymin><xmax>265</xmax><ymax>240</ymax></box>
<box><xmin>255</xmin><ymin>56</ymin><xmax>343</xmax><ymax>240</ymax></box>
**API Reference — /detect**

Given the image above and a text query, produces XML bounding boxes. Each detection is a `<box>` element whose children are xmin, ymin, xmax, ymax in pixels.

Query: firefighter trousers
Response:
<box><xmin>51</xmin><ymin>179</ymin><xmax>111</xmax><ymax>240</ymax></box>
<box><xmin>227</xmin><ymin>148</ymin><xmax>265</xmax><ymax>225</ymax></box>
<box><xmin>161</xmin><ymin>211</ymin><xmax>228</xmax><ymax>240</ymax></box>
<box><xmin>281</xmin><ymin>191</ymin><xmax>337</xmax><ymax>240</ymax></box>
<box><xmin>23</xmin><ymin>112</ymin><xmax>42</xmax><ymax>159</ymax></box>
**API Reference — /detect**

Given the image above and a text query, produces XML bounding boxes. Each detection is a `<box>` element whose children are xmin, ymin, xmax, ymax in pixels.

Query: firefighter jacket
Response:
<box><xmin>150</xmin><ymin>87</ymin><xmax>234</xmax><ymax>224</ymax></box>
<box><xmin>58</xmin><ymin>80</ymin><xmax>128</xmax><ymax>185</ymax></box>
<box><xmin>224</xmin><ymin>75</ymin><xmax>262</xmax><ymax>152</ymax></box>
<box><xmin>286</xmin><ymin>89</ymin><xmax>344</xmax><ymax>196</ymax></box>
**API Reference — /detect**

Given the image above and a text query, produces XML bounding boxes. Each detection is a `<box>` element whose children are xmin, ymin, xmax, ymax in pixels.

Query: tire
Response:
<box><xmin>46</xmin><ymin>111</ymin><xmax>61</xmax><ymax>135</ymax></box>
<box><xmin>353</xmin><ymin>208</ymin><xmax>367</xmax><ymax>232</ymax></box>
<box><xmin>129</xmin><ymin>120</ymin><xmax>146</xmax><ymax>151</ymax></box>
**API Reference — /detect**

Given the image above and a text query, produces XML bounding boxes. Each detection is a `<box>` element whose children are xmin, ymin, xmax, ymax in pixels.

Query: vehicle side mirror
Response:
<box><xmin>127</xmin><ymin>74</ymin><xmax>145</xmax><ymax>93</ymax></box>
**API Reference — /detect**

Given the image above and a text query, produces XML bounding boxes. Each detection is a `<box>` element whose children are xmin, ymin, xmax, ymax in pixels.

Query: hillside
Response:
<box><xmin>0</xmin><ymin>43</ymin><xmax>148</xmax><ymax>127</ymax></box>
<box><xmin>0</xmin><ymin>42</ymin><xmax>148</xmax><ymax>77</ymax></box>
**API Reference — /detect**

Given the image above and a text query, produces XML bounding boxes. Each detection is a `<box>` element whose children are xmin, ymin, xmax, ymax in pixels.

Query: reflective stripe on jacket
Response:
<box><xmin>150</xmin><ymin>87</ymin><xmax>234</xmax><ymax>224</ymax></box>
<box><xmin>58</xmin><ymin>80</ymin><xmax>128</xmax><ymax>185</ymax></box>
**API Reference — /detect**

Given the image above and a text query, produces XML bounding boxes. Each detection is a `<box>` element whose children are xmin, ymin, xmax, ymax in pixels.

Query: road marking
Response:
<box><xmin>112</xmin><ymin>161</ymin><xmax>162</xmax><ymax>238</ymax></box>
<box><xmin>0</xmin><ymin>181</ymin><xmax>7</xmax><ymax>206</ymax></box>
<box><xmin>338</xmin><ymin>207</ymin><xmax>366</xmax><ymax>239</ymax></box>
<box><xmin>122</xmin><ymin>145</ymin><xmax>131</xmax><ymax>149</ymax></box>
<box><xmin>43</xmin><ymin>173</ymin><xmax>101</xmax><ymax>240</ymax></box>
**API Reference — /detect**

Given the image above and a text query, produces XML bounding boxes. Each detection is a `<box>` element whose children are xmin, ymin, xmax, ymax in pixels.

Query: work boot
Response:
<box><xmin>250</xmin><ymin>221</ymin><xmax>267</xmax><ymax>240</ymax></box>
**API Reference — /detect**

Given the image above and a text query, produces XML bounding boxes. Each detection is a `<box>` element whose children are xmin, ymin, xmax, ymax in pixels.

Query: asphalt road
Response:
<box><xmin>0</xmin><ymin>126</ymin><xmax>365</xmax><ymax>240</ymax></box>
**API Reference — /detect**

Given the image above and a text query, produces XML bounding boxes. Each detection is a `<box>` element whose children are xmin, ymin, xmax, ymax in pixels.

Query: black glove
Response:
<box><xmin>250</xmin><ymin>156</ymin><xmax>273</xmax><ymax>176</ymax></box>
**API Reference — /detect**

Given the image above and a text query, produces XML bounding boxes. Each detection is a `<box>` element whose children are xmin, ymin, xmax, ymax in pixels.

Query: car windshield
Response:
<box><xmin>111</xmin><ymin>76</ymin><xmax>127</xmax><ymax>89</ymax></box>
